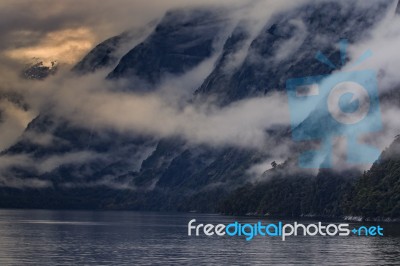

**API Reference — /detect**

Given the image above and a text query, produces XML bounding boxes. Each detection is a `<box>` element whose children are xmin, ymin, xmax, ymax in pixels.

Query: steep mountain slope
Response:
<box><xmin>72</xmin><ymin>34</ymin><xmax>131</xmax><ymax>74</ymax></box>
<box><xmin>0</xmin><ymin>1</ymin><xmax>398</xmax><ymax>216</ymax></box>
<box><xmin>220</xmin><ymin>136</ymin><xmax>400</xmax><ymax>220</ymax></box>
<box><xmin>350</xmin><ymin>137</ymin><xmax>400</xmax><ymax>219</ymax></box>
<box><xmin>219</xmin><ymin>160</ymin><xmax>358</xmax><ymax>217</ymax></box>
<box><xmin>107</xmin><ymin>8</ymin><xmax>230</xmax><ymax>88</ymax></box>
<box><xmin>196</xmin><ymin>1</ymin><xmax>392</xmax><ymax>104</ymax></box>
<box><xmin>72</xmin><ymin>22</ymin><xmax>156</xmax><ymax>74</ymax></box>
<box><xmin>0</xmin><ymin>7</ymin><xmax>244</xmax><ymax>210</ymax></box>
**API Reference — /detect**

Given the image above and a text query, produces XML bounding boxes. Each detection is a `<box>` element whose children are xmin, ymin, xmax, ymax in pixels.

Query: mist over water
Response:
<box><xmin>0</xmin><ymin>210</ymin><xmax>398</xmax><ymax>265</ymax></box>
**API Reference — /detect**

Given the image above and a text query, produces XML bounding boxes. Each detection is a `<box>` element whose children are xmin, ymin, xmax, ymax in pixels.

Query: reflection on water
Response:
<box><xmin>0</xmin><ymin>209</ymin><xmax>398</xmax><ymax>265</ymax></box>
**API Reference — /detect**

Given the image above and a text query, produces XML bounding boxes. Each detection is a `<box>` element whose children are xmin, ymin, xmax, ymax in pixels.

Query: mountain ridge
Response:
<box><xmin>0</xmin><ymin>1</ymin><xmax>398</xmax><ymax>220</ymax></box>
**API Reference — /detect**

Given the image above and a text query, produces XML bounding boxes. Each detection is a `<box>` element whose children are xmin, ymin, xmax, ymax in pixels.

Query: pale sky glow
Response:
<box><xmin>4</xmin><ymin>27</ymin><xmax>95</xmax><ymax>65</ymax></box>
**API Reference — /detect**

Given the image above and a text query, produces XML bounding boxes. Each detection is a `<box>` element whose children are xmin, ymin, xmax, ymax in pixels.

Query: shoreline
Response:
<box><xmin>222</xmin><ymin>212</ymin><xmax>400</xmax><ymax>223</ymax></box>
<box><xmin>0</xmin><ymin>207</ymin><xmax>399</xmax><ymax>223</ymax></box>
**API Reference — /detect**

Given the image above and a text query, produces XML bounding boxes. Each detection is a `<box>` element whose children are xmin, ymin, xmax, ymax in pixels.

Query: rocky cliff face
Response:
<box><xmin>106</xmin><ymin>8</ymin><xmax>231</xmax><ymax>88</ymax></box>
<box><xmin>196</xmin><ymin>1</ymin><xmax>391</xmax><ymax>104</ymax></box>
<box><xmin>72</xmin><ymin>22</ymin><xmax>157</xmax><ymax>74</ymax></box>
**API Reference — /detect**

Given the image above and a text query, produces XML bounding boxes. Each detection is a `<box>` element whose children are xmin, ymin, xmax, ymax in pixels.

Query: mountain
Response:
<box><xmin>72</xmin><ymin>34</ymin><xmax>131</xmax><ymax>74</ymax></box>
<box><xmin>220</xmin><ymin>136</ymin><xmax>400</xmax><ymax>220</ymax></box>
<box><xmin>107</xmin><ymin>8</ymin><xmax>230</xmax><ymax>89</ymax></box>
<box><xmin>218</xmin><ymin>164</ymin><xmax>357</xmax><ymax>217</ymax></box>
<box><xmin>22</xmin><ymin>60</ymin><xmax>58</xmax><ymax>80</ymax></box>
<box><xmin>72</xmin><ymin>22</ymin><xmax>157</xmax><ymax>74</ymax></box>
<box><xmin>0</xmin><ymin>1</ymin><xmax>398</xmax><ymax>219</ymax></box>
<box><xmin>195</xmin><ymin>1</ymin><xmax>391</xmax><ymax>104</ymax></box>
<box><xmin>349</xmin><ymin>137</ymin><xmax>400</xmax><ymax>219</ymax></box>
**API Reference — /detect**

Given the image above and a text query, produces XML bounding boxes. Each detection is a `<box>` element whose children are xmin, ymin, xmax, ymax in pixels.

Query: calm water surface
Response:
<box><xmin>0</xmin><ymin>209</ymin><xmax>398</xmax><ymax>265</ymax></box>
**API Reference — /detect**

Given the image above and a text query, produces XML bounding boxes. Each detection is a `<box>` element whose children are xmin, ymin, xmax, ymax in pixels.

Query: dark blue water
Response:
<box><xmin>0</xmin><ymin>209</ymin><xmax>398</xmax><ymax>265</ymax></box>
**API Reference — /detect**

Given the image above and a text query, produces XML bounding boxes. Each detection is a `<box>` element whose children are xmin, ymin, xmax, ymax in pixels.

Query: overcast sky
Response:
<box><xmin>0</xmin><ymin>0</ymin><xmax>248</xmax><ymax>65</ymax></box>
